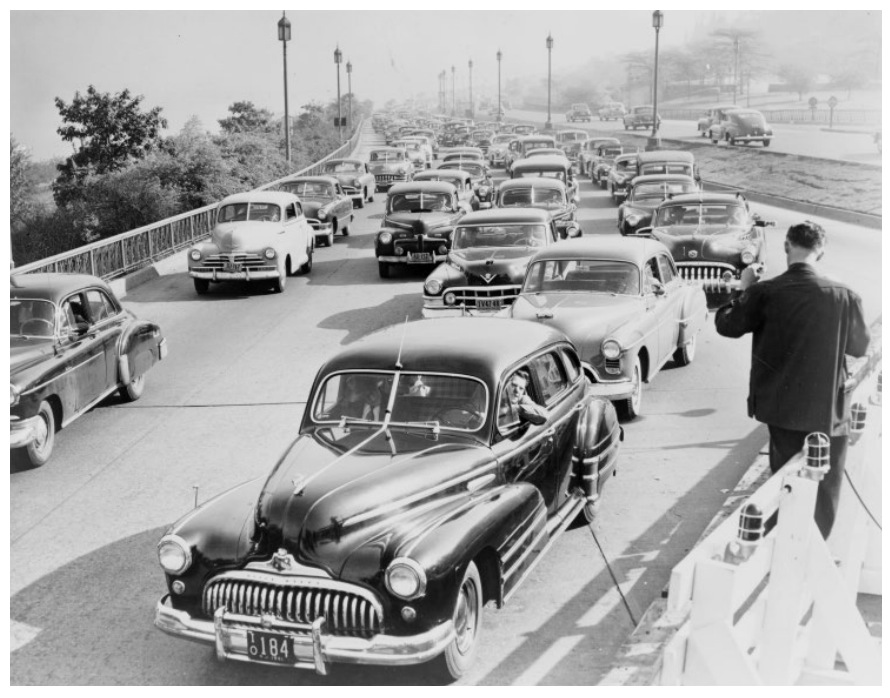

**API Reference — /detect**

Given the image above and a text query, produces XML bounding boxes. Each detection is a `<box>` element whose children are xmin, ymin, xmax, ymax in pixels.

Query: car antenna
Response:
<box><xmin>394</xmin><ymin>315</ymin><xmax>409</xmax><ymax>369</ymax></box>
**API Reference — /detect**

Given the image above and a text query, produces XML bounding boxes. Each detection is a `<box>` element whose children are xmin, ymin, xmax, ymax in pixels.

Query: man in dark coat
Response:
<box><xmin>715</xmin><ymin>220</ymin><xmax>870</xmax><ymax>538</ymax></box>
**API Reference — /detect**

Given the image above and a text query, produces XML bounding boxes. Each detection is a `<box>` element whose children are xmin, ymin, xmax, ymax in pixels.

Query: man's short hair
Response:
<box><xmin>513</xmin><ymin>370</ymin><xmax>531</xmax><ymax>386</ymax></box>
<box><xmin>786</xmin><ymin>220</ymin><xmax>826</xmax><ymax>250</ymax></box>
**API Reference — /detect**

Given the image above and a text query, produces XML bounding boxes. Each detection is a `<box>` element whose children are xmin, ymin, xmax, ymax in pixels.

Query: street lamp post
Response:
<box><xmin>496</xmin><ymin>49</ymin><xmax>502</xmax><ymax>122</ymax></box>
<box><xmin>277</xmin><ymin>12</ymin><xmax>291</xmax><ymax>163</ymax></box>
<box><xmin>733</xmin><ymin>37</ymin><xmax>740</xmax><ymax>105</ymax></box>
<box><xmin>650</xmin><ymin>10</ymin><xmax>664</xmax><ymax>146</ymax></box>
<box><xmin>346</xmin><ymin>60</ymin><xmax>353</xmax><ymax>132</ymax></box>
<box><xmin>468</xmin><ymin>59</ymin><xmax>474</xmax><ymax>119</ymax></box>
<box><xmin>334</xmin><ymin>46</ymin><xmax>343</xmax><ymax>143</ymax></box>
<box><xmin>451</xmin><ymin>65</ymin><xmax>456</xmax><ymax>116</ymax></box>
<box><xmin>545</xmin><ymin>34</ymin><xmax>553</xmax><ymax>130</ymax></box>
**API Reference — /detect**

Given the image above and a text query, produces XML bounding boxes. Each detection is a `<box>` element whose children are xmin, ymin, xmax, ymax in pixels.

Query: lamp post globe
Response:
<box><xmin>277</xmin><ymin>12</ymin><xmax>292</xmax><ymax>163</ymax></box>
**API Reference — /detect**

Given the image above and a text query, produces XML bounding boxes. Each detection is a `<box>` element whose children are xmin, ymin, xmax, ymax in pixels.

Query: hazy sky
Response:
<box><xmin>6</xmin><ymin>8</ymin><xmax>880</xmax><ymax>160</ymax></box>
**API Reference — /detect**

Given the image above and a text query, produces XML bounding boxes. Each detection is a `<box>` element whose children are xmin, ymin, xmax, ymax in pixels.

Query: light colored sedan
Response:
<box><xmin>187</xmin><ymin>191</ymin><xmax>314</xmax><ymax>294</ymax></box>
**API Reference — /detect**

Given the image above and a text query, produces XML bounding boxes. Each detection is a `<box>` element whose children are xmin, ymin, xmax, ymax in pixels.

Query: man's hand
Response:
<box><xmin>739</xmin><ymin>264</ymin><xmax>764</xmax><ymax>291</ymax></box>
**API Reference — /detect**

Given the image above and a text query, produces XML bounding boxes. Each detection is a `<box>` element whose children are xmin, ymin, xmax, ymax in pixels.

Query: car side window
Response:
<box><xmin>530</xmin><ymin>352</ymin><xmax>569</xmax><ymax>404</ymax></box>
<box><xmin>497</xmin><ymin>366</ymin><xmax>543</xmax><ymax>432</ymax></box>
<box><xmin>643</xmin><ymin>258</ymin><xmax>661</xmax><ymax>293</ymax></box>
<box><xmin>85</xmin><ymin>289</ymin><xmax>118</xmax><ymax>322</ymax></box>
<box><xmin>60</xmin><ymin>293</ymin><xmax>90</xmax><ymax>332</ymax></box>
<box><xmin>285</xmin><ymin>204</ymin><xmax>297</xmax><ymax>221</ymax></box>
<box><xmin>657</xmin><ymin>254</ymin><xmax>675</xmax><ymax>284</ymax></box>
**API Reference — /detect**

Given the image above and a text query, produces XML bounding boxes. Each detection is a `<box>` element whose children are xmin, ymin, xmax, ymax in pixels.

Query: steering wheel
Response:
<box><xmin>20</xmin><ymin>318</ymin><xmax>54</xmax><ymax>336</ymax></box>
<box><xmin>432</xmin><ymin>403</ymin><xmax>483</xmax><ymax>429</ymax></box>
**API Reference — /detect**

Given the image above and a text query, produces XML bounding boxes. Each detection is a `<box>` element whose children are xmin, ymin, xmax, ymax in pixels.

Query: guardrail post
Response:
<box><xmin>758</xmin><ymin>434</ymin><xmax>826</xmax><ymax>684</ymax></box>
<box><xmin>89</xmin><ymin>248</ymin><xmax>96</xmax><ymax>276</ymax></box>
<box><xmin>120</xmin><ymin>238</ymin><xmax>127</xmax><ymax>273</ymax></box>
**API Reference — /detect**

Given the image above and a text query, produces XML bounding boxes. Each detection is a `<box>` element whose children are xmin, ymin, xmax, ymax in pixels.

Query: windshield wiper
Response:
<box><xmin>391</xmin><ymin>420</ymin><xmax>441</xmax><ymax>437</ymax></box>
<box><xmin>338</xmin><ymin>416</ymin><xmax>378</xmax><ymax>428</ymax></box>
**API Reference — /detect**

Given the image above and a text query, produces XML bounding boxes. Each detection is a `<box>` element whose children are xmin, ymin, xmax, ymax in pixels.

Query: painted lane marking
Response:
<box><xmin>511</xmin><ymin>634</ymin><xmax>586</xmax><ymax>685</ymax></box>
<box><xmin>11</xmin><ymin>620</ymin><xmax>41</xmax><ymax>652</ymax></box>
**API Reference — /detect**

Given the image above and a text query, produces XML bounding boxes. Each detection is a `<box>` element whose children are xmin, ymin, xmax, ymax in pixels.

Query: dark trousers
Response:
<box><xmin>768</xmin><ymin>424</ymin><xmax>848</xmax><ymax>539</ymax></box>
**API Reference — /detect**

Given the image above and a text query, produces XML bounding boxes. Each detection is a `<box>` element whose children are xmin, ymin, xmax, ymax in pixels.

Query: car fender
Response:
<box><xmin>677</xmin><ymin>285</ymin><xmax>709</xmax><ymax>346</ymax></box>
<box><xmin>573</xmin><ymin>396</ymin><xmax>622</xmax><ymax>501</ymax></box>
<box><xmin>387</xmin><ymin>482</ymin><xmax>546</xmax><ymax>612</ymax></box>
<box><xmin>117</xmin><ymin>319</ymin><xmax>165</xmax><ymax>384</ymax></box>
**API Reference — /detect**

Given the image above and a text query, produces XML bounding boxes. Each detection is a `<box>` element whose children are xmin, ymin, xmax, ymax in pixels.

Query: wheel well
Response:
<box><xmin>285</xmin><ymin>255</ymin><xmax>293</xmax><ymax>275</ymax></box>
<box><xmin>45</xmin><ymin>394</ymin><xmax>63</xmax><ymax>433</ymax></box>
<box><xmin>637</xmin><ymin>347</ymin><xmax>651</xmax><ymax>382</ymax></box>
<box><xmin>331</xmin><ymin>218</ymin><xmax>338</xmax><ymax>233</ymax></box>
<box><xmin>473</xmin><ymin>547</ymin><xmax>502</xmax><ymax>607</ymax></box>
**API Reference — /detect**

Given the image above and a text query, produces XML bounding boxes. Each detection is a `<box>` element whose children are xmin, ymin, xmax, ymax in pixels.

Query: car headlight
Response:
<box><xmin>318</xmin><ymin>208</ymin><xmax>328</xmax><ymax>220</ymax></box>
<box><xmin>264</xmin><ymin>248</ymin><xmax>276</xmax><ymax>260</ymax></box>
<box><xmin>602</xmin><ymin>339</ymin><xmax>622</xmax><ymax>360</ymax></box>
<box><xmin>189</xmin><ymin>249</ymin><xmax>201</xmax><ymax>261</ymax></box>
<box><xmin>444</xmin><ymin>291</ymin><xmax>457</xmax><ymax>306</ymax></box>
<box><xmin>741</xmin><ymin>249</ymin><xmax>756</xmax><ymax>265</ymax></box>
<box><xmin>385</xmin><ymin>558</ymin><xmax>427</xmax><ymax>600</ymax></box>
<box><xmin>424</xmin><ymin>279</ymin><xmax>443</xmax><ymax>295</ymax></box>
<box><xmin>379</xmin><ymin>232</ymin><xmax>393</xmax><ymax>245</ymax></box>
<box><xmin>10</xmin><ymin>384</ymin><xmax>19</xmax><ymax>407</ymax></box>
<box><xmin>157</xmin><ymin>534</ymin><xmax>192</xmax><ymax>575</ymax></box>
<box><xmin>626</xmin><ymin>214</ymin><xmax>641</xmax><ymax>226</ymax></box>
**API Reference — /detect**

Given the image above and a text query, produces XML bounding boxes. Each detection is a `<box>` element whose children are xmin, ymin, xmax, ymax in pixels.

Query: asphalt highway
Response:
<box><xmin>9</xmin><ymin>127</ymin><xmax>882</xmax><ymax>685</ymax></box>
<box><xmin>510</xmin><ymin>108</ymin><xmax>881</xmax><ymax>164</ymax></box>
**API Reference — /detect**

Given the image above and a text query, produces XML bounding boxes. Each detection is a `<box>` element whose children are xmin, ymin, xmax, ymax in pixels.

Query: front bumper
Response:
<box><xmin>189</xmin><ymin>269</ymin><xmax>280</xmax><ymax>282</ymax></box>
<box><xmin>586</xmin><ymin>379</ymin><xmax>634</xmax><ymax>400</ymax></box>
<box><xmin>378</xmin><ymin>253</ymin><xmax>447</xmax><ymax>264</ymax></box>
<box><xmin>155</xmin><ymin>595</ymin><xmax>455</xmax><ymax>674</ymax></box>
<box><xmin>9</xmin><ymin>415</ymin><xmax>42</xmax><ymax>449</ymax></box>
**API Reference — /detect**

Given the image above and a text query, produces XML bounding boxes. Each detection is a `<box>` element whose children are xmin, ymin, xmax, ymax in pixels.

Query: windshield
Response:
<box><xmin>523</xmin><ymin>140</ymin><xmax>553</xmax><ymax>151</ymax></box>
<box><xmin>388</xmin><ymin>191</ymin><xmax>453</xmax><ymax>213</ymax></box>
<box><xmin>441</xmin><ymin>162</ymin><xmax>484</xmax><ymax>176</ymax></box>
<box><xmin>631</xmin><ymin>181</ymin><xmax>698</xmax><ymax>201</ymax></box>
<box><xmin>500</xmin><ymin>187</ymin><xmax>565</xmax><ymax>209</ymax></box>
<box><xmin>523</xmin><ymin>260</ymin><xmax>641</xmax><ymax>295</ymax></box>
<box><xmin>634</xmin><ymin>107</ymin><xmax>654</xmax><ymax>115</ymax></box>
<box><xmin>640</xmin><ymin>163</ymin><xmax>693</xmax><ymax>176</ymax></box>
<box><xmin>599</xmin><ymin>147</ymin><xmax>623</xmax><ymax>158</ymax></box>
<box><xmin>322</xmin><ymin>161</ymin><xmax>360</xmax><ymax>174</ymax></box>
<box><xmin>453</xmin><ymin>224</ymin><xmax>548</xmax><ymax>249</ymax></box>
<box><xmin>370</xmin><ymin>151</ymin><xmax>405</xmax><ymax>162</ymax></box>
<box><xmin>654</xmin><ymin>203</ymin><xmax>747</xmax><ymax>230</ymax></box>
<box><xmin>493</xmin><ymin>135</ymin><xmax>515</xmax><ymax>144</ymax></box>
<box><xmin>281</xmin><ymin>181</ymin><xmax>334</xmax><ymax>199</ymax></box>
<box><xmin>312</xmin><ymin>371</ymin><xmax>488</xmax><ymax>432</ymax></box>
<box><xmin>515</xmin><ymin>169</ymin><xmax>566</xmax><ymax>182</ymax></box>
<box><xmin>217</xmin><ymin>202</ymin><xmax>281</xmax><ymax>223</ymax></box>
<box><xmin>10</xmin><ymin>299</ymin><xmax>57</xmax><ymax>337</ymax></box>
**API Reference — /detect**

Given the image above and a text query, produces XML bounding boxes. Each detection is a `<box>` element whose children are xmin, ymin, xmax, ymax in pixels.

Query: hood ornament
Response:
<box><xmin>271</xmin><ymin>548</ymin><xmax>293</xmax><ymax>571</ymax></box>
<box><xmin>292</xmin><ymin>475</ymin><xmax>307</xmax><ymax>496</ymax></box>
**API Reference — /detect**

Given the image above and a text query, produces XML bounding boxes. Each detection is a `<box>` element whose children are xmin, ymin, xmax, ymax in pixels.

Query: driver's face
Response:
<box><xmin>507</xmin><ymin>376</ymin><xmax>528</xmax><ymax>404</ymax></box>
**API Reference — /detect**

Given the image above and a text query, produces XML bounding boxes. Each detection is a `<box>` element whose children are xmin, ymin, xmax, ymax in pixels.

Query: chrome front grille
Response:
<box><xmin>374</xmin><ymin>174</ymin><xmax>408</xmax><ymax>184</ymax></box>
<box><xmin>195</xmin><ymin>253</ymin><xmax>275</xmax><ymax>272</ymax></box>
<box><xmin>677</xmin><ymin>262</ymin><xmax>737</xmax><ymax>282</ymax></box>
<box><xmin>305</xmin><ymin>218</ymin><xmax>331</xmax><ymax>230</ymax></box>
<box><xmin>203</xmin><ymin>575</ymin><xmax>383</xmax><ymax>638</ymax></box>
<box><xmin>447</xmin><ymin>284</ymin><xmax>520</xmax><ymax>309</ymax></box>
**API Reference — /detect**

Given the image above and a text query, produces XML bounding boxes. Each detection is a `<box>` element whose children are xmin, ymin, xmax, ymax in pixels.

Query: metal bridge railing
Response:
<box><xmin>12</xmin><ymin>118</ymin><xmax>365</xmax><ymax>281</ymax></box>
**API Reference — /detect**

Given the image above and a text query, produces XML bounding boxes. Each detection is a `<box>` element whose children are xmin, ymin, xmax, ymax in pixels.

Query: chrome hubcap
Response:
<box><xmin>33</xmin><ymin>414</ymin><xmax>49</xmax><ymax>455</ymax></box>
<box><xmin>631</xmin><ymin>366</ymin><xmax>641</xmax><ymax>411</ymax></box>
<box><xmin>454</xmin><ymin>579</ymin><xmax>478</xmax><ymax>654</ymax></box>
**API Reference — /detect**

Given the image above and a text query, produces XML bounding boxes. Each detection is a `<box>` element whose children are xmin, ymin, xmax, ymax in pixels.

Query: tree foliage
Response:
<box><xmin>53</xmin><ymin>85</ymin><xmax>167</xmax><ymax>207</ymax></box>
<box><xmin>218</xmin><ymin>101</ymin><xmax>274</xmax><ymax>134</ymax></box>
<box><xmin>778</xmin><ymin>63</ymin><xmax>816</xmax><ymax>100</ymax></box>
<box><xmin>10</xmin><ymin>137</ymin><xmax>34</xmax><ymax>230</ymax></box>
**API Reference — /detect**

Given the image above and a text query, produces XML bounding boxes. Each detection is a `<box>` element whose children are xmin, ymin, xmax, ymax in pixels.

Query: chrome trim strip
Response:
<box><xmin>500</xmin><ymin>507</ymin><xmax>547</xmax><ymax>565</ymax></box>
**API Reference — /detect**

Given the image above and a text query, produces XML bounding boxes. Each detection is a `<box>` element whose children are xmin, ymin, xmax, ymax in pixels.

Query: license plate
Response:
<box><xmin>477</xmin><ymin>299</ymin><xmax>502</xmax><ymax>310</ymax></box>
<box><xmin>223</xmin><ymin>261</ymin><xmax>242</xmax><ymax>273</ymax></box>
<box><xmin>246</xmin><ymin>630</ymin><xmax>297</xmax><ymax>664</ymax></box>
<box><xmin>407</xmin><ymin>252</ymin><xmax>433</xmax><ymax>264</ymax></box>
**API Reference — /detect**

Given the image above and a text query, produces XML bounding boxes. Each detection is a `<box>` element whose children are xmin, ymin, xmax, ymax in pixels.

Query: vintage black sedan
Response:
<box><xmin>607</xmin><ymin>153</ymin><xmax>641</xmax><ymax>204</ymax></box>
<box><xmin>154</xmin><ymin>318</ymin><xmax>621</xmax><ymax>680</ymax></box>
<box><xmin>318</xmin><ymin>159</ymin><xmax>376</xmax><ymax>208</ymax></box>
<box><xmin>375</xmin><ymin>181</ymin><xmax>466</xmax><ymax>278</ymax></box>
<box><xmin>421</xmin><ymin>208</ymin><xmax>563</xmax><ymax>317</ymax></box>
<box><xmin>617</xmin><ymin>174</ymin><xmax>698</xmax><ymax>236</ymax></box>
<box><xmin>278</xmin><ymin>176</ymin><xmax>354</xmax><ymax>248</ymax></box>
<box><xmin>494</xmin><ymin>177</ymin><xmax>582</xmax><ymax>238</ymax></box>
<box><xmin>509</xmin><ymin>238</ymin><xmax>707</xmax><ymax>420</ymax></box>
<box><xmin>10</xmin><ymin>273</ymin><xmax>168</xmax><ymax>467</ymax></box>
<box><xmin>634</xmin><ymin>192</ymin><xmax>775</xmax><ymax>306</ymax></box>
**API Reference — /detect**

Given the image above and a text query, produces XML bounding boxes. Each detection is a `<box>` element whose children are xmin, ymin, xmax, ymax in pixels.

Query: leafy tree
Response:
<box><xmin>778</xmin><ymin>63</ymin><xmax>816</xmax><ymax>101</ymax></box>
<box><xmin>218</xmin><ymin>101</ymin><xmax>274</xmax><ymax>134</ymax></box>
<box><xmin>53</xmin><ymin>85</ymin><xmax>167</xmax><ymax>206</ymax></box>
<box><xmin>215</xmin><ymin>130</ymin><xmax>291</xmax><ymax>188</ymax></box>
<box><xmin>10</xmin><ymin>137</ymin><xmax>33</xmax><ymax>229</ymax></box>
<box><xmin>831</xmin><ymin>68</ymin><xmax>868</xmax><ymax>98</ymax></box>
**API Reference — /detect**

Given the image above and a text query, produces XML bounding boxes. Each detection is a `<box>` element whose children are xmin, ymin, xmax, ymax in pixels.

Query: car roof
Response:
<box><xmin>370</xmin><ymin>146</ymin><xmax>406</xmax><ymax>153</ymax></box>
<box><xmin>414</xmin><ymin>169</ymin><xmax>470</xmax><ymax>181</ymax></box>
<box><xmin>725</xmin><ymin>108</ymin><xmax>763</xmax><ymax>116</ymax></box>
<box><xmin>279</xmin><ymin>175</ymin><xmax>339</xmax><ymax>186</ymax></box>
<box><xmin>219</xmin><ymin>191</ymin><xmax>298</xmax><ymax>206</ymax></box>
<box><xmin>324</xmin><ymin>158</ymin><xmax>363</xmax><ymax>166</ymax></box>
<box><xmin>615</xmin><ymin>153</ymin><xmax>640</xmax><ymax>162</ymax></box>
<box><xmin>660</xmin><ymin>192</ymin><xmax>747</xmax><ymax>205</ymax></box>
<box><xmin>511</xmin><ymin>155</ymin><xmax>571</xmax><ymax>170</ymax></box>
<box><xmin>458</xmin><ymin>208</ymin><xmax>551</xmax><ymax>225</ymax></box>
<box><xmin>499</xmin><ymin>177</ymin><xmax>566</xmax><ymax>190</ymax></box>
<box><xmin>10</xmin><ymin>272</ymin><xmax>113</xmax><ymax>301</ymax></box>
<box><xmin>586</xmin><ymin>137</ymin><xmax>621</xmax><ymax>144</ymax></box>
<box><xmin>557</xmin><ymin>129</ymin><xmax>588</xmax><ymax>134</ymax></box>
<box><xmin>320</xmin><ymin>318</ymin><xmax>570</xmax><ymax>380</ymax></box>
<box><xmin>387</xmin><ymin>181</ymin><xmax>458</xmax><ymax>195</ymax></box>
<box><xmin>517</xmin><ymin>135</ymin><xmax>555</xmax><ymax>142</ymax></box>
<box><xmin>631</xmin><ymin>174</ymin><xmax>696</xmax><ymax>185</ymax></box>
<box><xmin>637</xmin><ymin>150</ymin><xmax>694</xmax><ymax>163</ymax></box>
<box><xmin>526</xmin><ymin>237</ymin><xmax>668</xmax><ymax>267</ymax></box>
